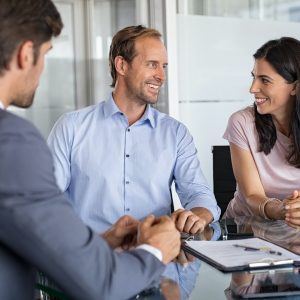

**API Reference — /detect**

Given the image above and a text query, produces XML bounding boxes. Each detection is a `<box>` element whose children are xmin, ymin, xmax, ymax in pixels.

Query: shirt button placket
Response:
<box><xmin>124</xmin><ymin>126</ymin><xmax>131</xmax><ymax>213</ymax></box>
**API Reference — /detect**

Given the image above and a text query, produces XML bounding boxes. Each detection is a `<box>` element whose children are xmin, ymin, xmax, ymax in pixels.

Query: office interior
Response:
<box><xmin>9</xmin><ymin>0</ymin><xmax>300</xmax><ymax>189</ymax></box>
<box><xmin>8</xmin><ymin>1</ymin><xmax>300</xmax><ymax>298</ymax></box>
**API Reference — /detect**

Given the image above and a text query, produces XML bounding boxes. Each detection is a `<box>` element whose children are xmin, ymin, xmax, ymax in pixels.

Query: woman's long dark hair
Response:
<box><xmin>253</xmin><ymin>37</ymin><xmax>300</xmax><ymax>168</ymax></box>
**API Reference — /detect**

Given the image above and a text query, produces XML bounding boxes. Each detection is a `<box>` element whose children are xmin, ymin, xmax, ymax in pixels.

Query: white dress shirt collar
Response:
<box><xmin>0</xmin><ymin>100</ymin><xmax>5</xmax><ymax>110</ymax></box>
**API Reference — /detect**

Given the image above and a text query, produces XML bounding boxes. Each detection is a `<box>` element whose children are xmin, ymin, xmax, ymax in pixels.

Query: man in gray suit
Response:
<box><xmin>0</xmin><ymin>1</ymin><xmax>181</xmax><ymax>299</ymax></box>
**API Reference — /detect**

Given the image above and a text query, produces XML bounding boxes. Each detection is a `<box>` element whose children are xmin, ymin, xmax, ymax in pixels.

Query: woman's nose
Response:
<box><xmin>249</xmin><ymin>79</ymin><xmax>260</xmax><ymax>94</ymax></box>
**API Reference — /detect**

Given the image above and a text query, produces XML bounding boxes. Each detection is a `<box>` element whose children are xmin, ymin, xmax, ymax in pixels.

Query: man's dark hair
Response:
<box><xmin>109</xmin><ymin>25</ymin><xmax>162</xmax><ymax>87</ymax></box>
<box><xmin>0</xmin><ymin>0</ymin><xmax>63</xmax><ymax>75</ymax></box>
<box><xmin>253</xmin><ymin>37</ymin><xmax>300</xmax><ymax>167</ymax></box>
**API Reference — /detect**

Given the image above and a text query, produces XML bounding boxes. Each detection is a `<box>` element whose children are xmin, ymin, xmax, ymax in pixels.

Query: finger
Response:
<box><xmin>287</xmin><ymin>190</ymin><xmax>300</xmax><ymax>201</ymax></box>
<box><xmin>188</xmin><ymin>219</ymin><xmax>206</xmax><ymax>234</ymax></box>
<box><xmin>176</xmin><ymin>249</ymin><xmax>188</xmax><ymax>266</ymax></box>
<box><xmin>286</xmin><ymin>216</ymin><xmax>300</xmax><ymax>225</ymax></box>
<box><xmin>152</xmin><ymin>215</ymin><xmax>174</xmax><ymax>229</ymax></box>
<box><xmin>118</xmin><ymin>223</ymin><xmax>138</xmax><ymax>236</ymax></box>
<box><xmin>182</xmin><ymin>215</ymin><xmax>200</xmax><ymax>233</ymax></box>
<box><xmin>175</xmin><ymin>211</ymin><xmax>193</xmax><ymax>232</ymax></box>
<box><xmin>185</xmin><ymin>252</ymin><xmax>196</xmax><ymax>263</ymax></box>
<box><xmin>126</xmin><ymin>232</ymin><xmax>138</xmax><ymax>250</ymax></box>
<box><xmin>130</xmin><ymin>234</ymin><xmax>137</xmax><ymax>248</ymax></box>
<box><xmin>113</xmin><ymin>216</ymin><xmax>138</xmax><ymax>236</ymax></box>
<box><xmin>285</xmin><ymin>200</ymin><xmax>300</xmax><ymax>210</ymax></box>
<box><xmin>171</xmin><ymin>209</ymin><xmax>184</xmax><ymax>222</ymax></box>
<box><xmin>290</xmin><ymin>190</ymin><xmax>299</xmax><ymax>200</ymax></box>
<box><xmin>285</xmin><ymin>219</ymin><xmax>300</xmax><ymax>229</ymax></box>
<box><xmin>121</xmin><ymin>233</ymin><xmax>137</xmax><ymax>250</ymax></box>
<box><xmin>285</xmin><ymin>215</ymin><xmax>300</xmax><ymax>225</ymax></box>
<box><xmin>121</xmin><ymin>215</ymin><xmax>139</xmax><ymax>227</ymax></box>
<box><xmin>286</xmin><ymin>208</ymin><xmax>300</xmax><ymax>218</ymax></box>
<box><xmin>114</xmin><ymin>215</ymin><xmax>131</xmax><ymax>228</ymax></box>
<box><xmin>140</xmin><ymin>214</ymin><xmax>156</xmax><ymax>230</ymax></box>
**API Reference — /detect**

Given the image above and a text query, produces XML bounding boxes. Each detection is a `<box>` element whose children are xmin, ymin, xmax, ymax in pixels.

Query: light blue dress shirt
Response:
<box><xmin>48</xmin><ymin>95</ymin><xmax>220</xmax><ymax>233</ymax></box>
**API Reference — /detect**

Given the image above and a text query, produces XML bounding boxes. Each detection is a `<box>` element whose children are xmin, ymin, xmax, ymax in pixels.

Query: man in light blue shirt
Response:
<box><xmin>48</xmin><ymin>25</ymin><xmax>220</xmax><ymax>234</ymax></box>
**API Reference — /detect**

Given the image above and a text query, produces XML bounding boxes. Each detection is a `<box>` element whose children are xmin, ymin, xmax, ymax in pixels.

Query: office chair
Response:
<box><xmin>212</xmin><ymin>145</ymin><xmax>236</xmax><ymax>217</ymax></box>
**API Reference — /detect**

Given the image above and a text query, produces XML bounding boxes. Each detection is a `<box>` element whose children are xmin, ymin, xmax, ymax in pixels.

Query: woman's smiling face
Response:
<box><xmin>250</xmin><ymin>58</ymin><xmax>296</xmax><ymax>119</ymax></box>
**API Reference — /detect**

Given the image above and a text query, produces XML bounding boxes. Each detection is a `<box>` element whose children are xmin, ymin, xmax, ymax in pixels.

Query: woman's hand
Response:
<box><xmin>284</xmin><ymin>190</ymin><xmax>300</xmax><ymax>228</ymax></box>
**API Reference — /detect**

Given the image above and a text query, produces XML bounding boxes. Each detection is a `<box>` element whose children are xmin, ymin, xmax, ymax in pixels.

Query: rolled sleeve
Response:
<box><xmin>174</xmin><ymin>124</ymin><xmax>221</xmax><ymax>221</ymax></box>
<box><xmin>47</xmin><ymin>114</ymin><xmax>74</xmax><ymax>192</ymax></box>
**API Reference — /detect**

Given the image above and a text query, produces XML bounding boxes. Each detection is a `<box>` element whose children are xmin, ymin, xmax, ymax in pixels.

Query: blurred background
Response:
<box><xmin>10</xmin><ymin>0</ymin><xmax>300</xmax><ymax>189</ymax></box>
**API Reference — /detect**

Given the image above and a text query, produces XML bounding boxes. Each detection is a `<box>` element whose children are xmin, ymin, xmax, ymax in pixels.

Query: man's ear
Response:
<box><xmin>17</xmin><ymin>41</ymin><xmax>34</xmax><ymax>69</ymax></box>
<box><xmin>114</xmin><ymin>56</ymin><xmax>127</xmax><ymax>76</ymax></box>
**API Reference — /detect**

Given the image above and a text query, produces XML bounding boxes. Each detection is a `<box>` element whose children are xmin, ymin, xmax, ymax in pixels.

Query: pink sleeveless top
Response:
<box><xmin>223</xmin><ymin>106</ymin><xmax>300</xmax><ymax>218</ymax></box>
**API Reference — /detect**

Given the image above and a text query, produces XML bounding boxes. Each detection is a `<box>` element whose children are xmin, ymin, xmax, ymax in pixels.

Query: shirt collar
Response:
<box><xmin>103</xmin><ymin>94</ymin><xmax>156</xmax><ymax>128</ymax></box>
<box><xmin>0</xmin><ymin>100</ymin><xmax>5</xmax><ymax>110</ymax></box>
<box><xmin>140</xmin><ymin>104</ymin><xmax>155</xmax><ymax>128</ymax></box>
<box><xmin>103</xmin><ymin>94</ymin><xmax>121</xmax><ymax>118</ymax></box>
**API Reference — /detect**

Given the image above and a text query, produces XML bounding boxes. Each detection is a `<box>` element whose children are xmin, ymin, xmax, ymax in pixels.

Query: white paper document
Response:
<box><xmin>185</xmin><ymin>238</ymin><xmax>300</xmax><ymax>271</ymax></box>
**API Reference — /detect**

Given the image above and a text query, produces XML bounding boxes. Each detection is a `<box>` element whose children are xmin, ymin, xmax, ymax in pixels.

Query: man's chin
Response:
<box><xmin>12</xmin><ymin>102</ymin><xmax>33</xmax><ymax>109</ymax></box>
<box><xmin>12</xmin><ymin>96</ymin><xmax>35</xmax><ymax>108</ymax></box>
<box><xmin>147</xmin><ymin>99</ymin><xmax>158</xmax><ymax>105</ymax></box>
<box><xmin>146</xmin><ymin>95</ymin><xmax>159</xmax><ymax>105</ymax></box>
<box><xmin>138</xmin><ymin>92</ymin><xmax>159</xmax><ymax>105</ymax></box>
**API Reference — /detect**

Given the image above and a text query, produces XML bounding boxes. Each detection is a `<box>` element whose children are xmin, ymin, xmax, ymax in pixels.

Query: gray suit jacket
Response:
<box><xmin>0</xmin><ymin>109</ymin><xmax>165</xmax><ymax>300</ymax></box>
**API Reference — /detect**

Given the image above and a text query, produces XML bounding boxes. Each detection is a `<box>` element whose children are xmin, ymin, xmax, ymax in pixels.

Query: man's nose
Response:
<box><xmin>154</xmin><ymin>66</ymin><xmax>166</xmax><ymax>82</ymax></box>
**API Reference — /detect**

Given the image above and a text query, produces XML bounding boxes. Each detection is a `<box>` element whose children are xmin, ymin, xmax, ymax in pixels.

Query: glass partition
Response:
<box><xmin>9</xmin><ymin>1</ymin><xmax>79</xmax><ymax>138</ymax></box>
<box><xmin>177</xmin><ymin>0</ymin><xmax>300</xmax><ymax>21</ymax></box>
<box><xmin>92</xmin><ymin>0</ymin><xmax>138</xmax><ymax>102</ymax></box>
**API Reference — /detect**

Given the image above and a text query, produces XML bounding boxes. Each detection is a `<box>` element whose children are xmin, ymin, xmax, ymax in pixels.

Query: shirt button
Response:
<box><xmin>127</xmin><ymin>128</ymin><xmax>130</xmax><ymax>132</ymax></box>
<box><xmin>126</xmin><ymin>181</ymin><xmax>130</xmax><ymax>184</ymax></box>
<box><xmin>126</xmin><ymin>154</ymin><xmax>130</xmax><ymax>158</ymax></box>
<box><xmin>126</xmin><ymin>208</ymin><xmax>130</xmax><ymax>212</ymax></box>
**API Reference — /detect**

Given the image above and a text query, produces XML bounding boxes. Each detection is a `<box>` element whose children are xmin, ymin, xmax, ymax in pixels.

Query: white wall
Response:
<box><xmin>176</xmin><ymin>15</ymin><xmax>300</xmax><ymax>188</ymax></box>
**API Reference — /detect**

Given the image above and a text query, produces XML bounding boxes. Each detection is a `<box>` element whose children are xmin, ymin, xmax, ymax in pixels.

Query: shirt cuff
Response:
<box><xmin>209</xmin><ymin>221</ymin><xmax>222</xmax><ymax>241</ymax></box>
<box><xmin>136</xmin><ymin>244</ymin><xmax>163</xmax><ymax>262</ymax></box>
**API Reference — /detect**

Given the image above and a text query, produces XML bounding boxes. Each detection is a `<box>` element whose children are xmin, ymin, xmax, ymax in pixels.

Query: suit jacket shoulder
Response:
<box><xmin>0</xmin><ymin>109</ymin><xmax>58</xmax><ymax>194</ymax></box>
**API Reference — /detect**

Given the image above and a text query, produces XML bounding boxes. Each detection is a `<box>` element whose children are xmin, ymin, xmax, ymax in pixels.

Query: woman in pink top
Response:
<box><xmin>223</xmin><ymin>37</ymin><xmax>300</xmax><ymax>228</ymax></box>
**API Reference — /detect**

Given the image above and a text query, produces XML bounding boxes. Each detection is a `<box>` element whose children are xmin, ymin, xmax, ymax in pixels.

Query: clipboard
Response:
<box><xmin>182</xmin><ymin>237</ymin><xmax>300</xmax><ymax>272</ymax></box>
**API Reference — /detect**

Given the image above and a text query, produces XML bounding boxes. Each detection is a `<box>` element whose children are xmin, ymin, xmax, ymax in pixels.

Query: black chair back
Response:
<box><xmin>212</xmin><ymin>145</ymin><xmax>236</xmax><ymax>217</ymax></box>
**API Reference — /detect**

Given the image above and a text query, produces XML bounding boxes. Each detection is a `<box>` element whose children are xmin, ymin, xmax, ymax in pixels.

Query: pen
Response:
<box><xmin>233</xmin><ymin>244</ymin><xmax>282</xmax><ymax>256</ymax></box>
